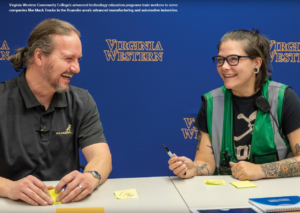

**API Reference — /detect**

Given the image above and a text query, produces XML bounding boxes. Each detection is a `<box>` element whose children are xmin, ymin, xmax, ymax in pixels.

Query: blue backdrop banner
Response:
<box><xmin>1</xmin><ymin>0</ymin><xmax>299</xmax><ymax>178</ymax></box>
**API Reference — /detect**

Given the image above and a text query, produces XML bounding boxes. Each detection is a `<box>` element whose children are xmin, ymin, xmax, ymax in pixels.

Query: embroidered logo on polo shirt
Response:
<box><xmin>56</xmin><ymin>124</ymin><xmax>72</xmax><ymax>135</ymax></box>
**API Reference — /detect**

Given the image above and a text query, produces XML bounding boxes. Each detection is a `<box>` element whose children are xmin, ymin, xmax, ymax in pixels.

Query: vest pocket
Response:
<box><xmin>253</xmin><ymin>151</ymin><xmax>279</xmax><ymax>164</ymax></box>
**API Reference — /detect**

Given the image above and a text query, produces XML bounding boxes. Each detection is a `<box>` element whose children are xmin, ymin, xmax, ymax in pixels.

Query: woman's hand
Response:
<box><xmin>168</xmin><ymin>154</ymin><xmax>196</xmax><ymax>178</ymax></box>
<box><xmin>230</xmin><ymin>161</ymin><xmax>265</xmax><ymax>180</ymax></box>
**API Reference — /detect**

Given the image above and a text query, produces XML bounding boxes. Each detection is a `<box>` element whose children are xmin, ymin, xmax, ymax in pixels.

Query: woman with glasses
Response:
<box><xmin>168</xmin><ymin>29</ymin><xmax>300</xmax><ymax>180</ymax></box>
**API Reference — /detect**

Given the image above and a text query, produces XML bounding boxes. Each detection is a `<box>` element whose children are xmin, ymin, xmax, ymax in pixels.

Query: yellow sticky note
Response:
<box><xmin>56</xmin><ymin>207</ymin><xmax>104</xmax><ymax>213</ymax></box>
<box><xmin>114</xmin><ymin>189</ymin><xmax>138</xmax><ymax>199</ymax></box>
<box><xmin>230</xmin><ymin>180</ymin><xmax>257</xmax><ymax>189</ymax></box>
<box><xmin>48</xmin><ymin>189</ymin><xmax>62</xmax><ymax>204</ymax></box>
<box><xmin>205</xmin><ymin>179</ymin><xmax>226</xmax><ymax>185</ymax></box>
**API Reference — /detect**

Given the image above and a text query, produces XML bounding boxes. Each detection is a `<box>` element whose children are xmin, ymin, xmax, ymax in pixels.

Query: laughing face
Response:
<box><xmin>217</xmin><ymin>40</ymin><xmax>258</xmax><ymax>97</ymax></box>
<box><xmin>42</xmin><ymin>31</ymin><xmax>82</xmax><ymax>93</ymax></box>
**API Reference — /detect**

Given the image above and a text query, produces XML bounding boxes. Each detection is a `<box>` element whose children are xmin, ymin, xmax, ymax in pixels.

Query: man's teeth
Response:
<box><xmin>61</xmin><ymin>74</ymin><xmax>72</xmax><ymax>78</ymax></box>
<box><xmin>225</xmin><ymin>74</ymin><xmax>236</xmax><ymax>77</ymax></box>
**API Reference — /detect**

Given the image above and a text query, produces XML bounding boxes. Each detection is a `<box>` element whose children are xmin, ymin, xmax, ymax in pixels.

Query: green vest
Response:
<box><xmin>203</xmin><ymin>79</ymin><xmax>292</xmax><ymax>175</ymax></box>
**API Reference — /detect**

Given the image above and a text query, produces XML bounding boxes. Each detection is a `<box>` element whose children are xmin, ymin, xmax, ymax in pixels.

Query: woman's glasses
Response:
<box><xmin>212</xmin><ymin>55</ymin><xmax>252</xmax><ymax>67</ymax></box>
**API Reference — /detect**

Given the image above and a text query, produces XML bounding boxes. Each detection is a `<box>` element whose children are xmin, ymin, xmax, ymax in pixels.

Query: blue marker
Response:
<box><xmin>62</xmin><ymin>185</ymin><xmax>67</xmax><ymax>192</ymax></box>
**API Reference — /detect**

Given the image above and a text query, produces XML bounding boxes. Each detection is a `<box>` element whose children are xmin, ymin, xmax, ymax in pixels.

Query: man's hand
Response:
<box><xmin>230</xmin><ymin>161</ymin><xmax>265</xmax><ymax>180</ymax></box>
<box><xmin>55</xmin><ymin>170</ymin><xmax>97</xmax><ymax>203</ymax></box>
<box><xmin>6</xmin><ymin>175</ymin><xmax>53</xmax><ymax>206</ymax></box>
<box><xmin>168</xmin><ymin>154</ymin><xmax>195</xmax><ymax>178</ymax></box>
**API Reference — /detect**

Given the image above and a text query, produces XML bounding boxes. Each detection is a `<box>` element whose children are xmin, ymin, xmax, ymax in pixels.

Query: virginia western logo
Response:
<box><xmin>270</xmin><ymin>40</ymin><xmax>300</xmax><ymax>63</ymax></box>
<box><xmin>56</xmin><ymin>124</ymin><xmax>72</xmax><ymax>135</ymax></box>
<box><xmin>0</xmin><ymin>40</ymin><xmax>10</xmax><ymax>61</ymax></box>
<box><xmin>181</xmin><ymin>118</ymin><xmax>198</xmax><ymax>139</ymax></box>
<box><xmin>104</xmin><ymin>39</ymin><xmax>163</xmax><ymax>61</ymax></box>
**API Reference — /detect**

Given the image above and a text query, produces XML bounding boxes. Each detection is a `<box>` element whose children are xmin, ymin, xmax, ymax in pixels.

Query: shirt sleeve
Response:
<box><xmin>194</xmin><ymin>96</ymin><xmax>209</xmax><ymax>133</ymax></box>
<box><xmin>79</xmin><ymin>92</ymin><xmax>107</xmax><ymax>149</ymax></box>
<box><xmin>282</xmin><ymin>87</ymin><xmax>300</xmax><ymax>135</ymax></box>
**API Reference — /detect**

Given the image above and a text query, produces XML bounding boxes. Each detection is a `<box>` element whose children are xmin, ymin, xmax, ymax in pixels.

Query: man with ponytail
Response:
<box><xmin>0</xmin><ymin>19</ymin><xmax>112</xmax><ymax>205</ymax></box>
<box><xmin>168</xmin><ymin>29</ymin><xmax>300</xmax><ymax>181</ymax></box>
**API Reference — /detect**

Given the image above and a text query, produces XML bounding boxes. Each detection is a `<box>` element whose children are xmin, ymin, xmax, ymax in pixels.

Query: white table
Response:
<box><xmin>0</xmin><ymin>176</ymin><xmax>190</xmax><ymax>213</ymax></box>
<box><xmin>2</xmin><ymin>175</ymin><xmax>298</xmax><ymax>212</ymax></box>
<box><xmin>170</xmin><ymin>175</ymin><xmax>300</xmax><ymax>210</ymax></box>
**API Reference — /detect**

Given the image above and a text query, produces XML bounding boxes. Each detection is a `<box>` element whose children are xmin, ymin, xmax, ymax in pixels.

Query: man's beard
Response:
<box><xmin>43</xmin><ymin>61</ymin><xmax>70</xmax><ymax>93</ymax></box>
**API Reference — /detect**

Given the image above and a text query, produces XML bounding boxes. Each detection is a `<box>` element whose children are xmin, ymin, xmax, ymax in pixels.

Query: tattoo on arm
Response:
<box><xmin>194</xmin><ymin>162</ymin><xmax>209</xmax><ymax>176</ymax></box>
<box><xmin>260</xmin><ymin>157</ymin><xmax>300</xmax><ymax>178</ymax></box>
<box><xmin>207</xmin><ymin>145</ymin><xmax>214</xmax><ymax>154</ymax></box>
<box><xmin>196</xmin><ymin>131</ymin><xmax>202</xmax><ymax>150</ymax></box>
<box><xmin>295</xmin><ymin>144</ymin><xmax>300</xmax><ymax>155</ymax></box>
<box><xmin>196</xmin><ymin>131</ymin><xmax>214</xmax><ymax>155</ymax></box>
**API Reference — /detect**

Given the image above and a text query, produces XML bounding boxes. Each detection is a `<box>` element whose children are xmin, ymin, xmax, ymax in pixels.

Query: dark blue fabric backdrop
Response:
<box><xmin>1</xmin><ymin>0</ymin><xmax>300</xmax><ymax>178</ymax></box>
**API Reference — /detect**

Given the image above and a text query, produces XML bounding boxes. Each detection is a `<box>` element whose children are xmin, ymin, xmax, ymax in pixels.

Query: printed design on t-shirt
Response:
<box><xmin>234</xmin><ymin>111</ymin><xmax>257</xmax><ymax>141</ymax></box>
<box><xmin>234</xmin><ymin>111</ymin><xmax>257</xmax><ymax>161</ymax></box>
<box><xmin>56</xmin><ymin>124</ymin><xmax>72</xmax><ymax>135</ymax></box>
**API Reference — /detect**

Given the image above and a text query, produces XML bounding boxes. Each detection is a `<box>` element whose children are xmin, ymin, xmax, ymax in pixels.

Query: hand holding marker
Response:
<box><xmin>163</xmin><ymin>144</ymin><xmax>186</xmax><ymax>176</ymax></box>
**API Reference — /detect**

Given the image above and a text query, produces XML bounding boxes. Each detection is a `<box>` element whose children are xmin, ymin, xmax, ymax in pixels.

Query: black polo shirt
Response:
<box><xmin>0</xmin><ymin>71</ymin><xmax>106</xmax><ymax>181</ymax></box>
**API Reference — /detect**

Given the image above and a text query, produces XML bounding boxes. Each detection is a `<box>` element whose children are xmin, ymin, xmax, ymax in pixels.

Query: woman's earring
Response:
<box><xmin>253</xmin><ymin>67</ymin><xmax>259</xmax><ymax>73</ymax></box>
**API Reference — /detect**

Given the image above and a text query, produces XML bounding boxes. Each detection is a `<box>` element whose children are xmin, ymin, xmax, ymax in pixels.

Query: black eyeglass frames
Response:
<box><xmin>212</xmin><ymin>55</ymin><xmax>252</xmax><ymax>67</ymax></box>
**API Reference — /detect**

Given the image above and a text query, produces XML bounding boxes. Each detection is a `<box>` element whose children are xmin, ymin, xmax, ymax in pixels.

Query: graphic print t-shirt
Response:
<box><xmin>231</xmin><ymin>91</ymin><xmax>261</xmax><ymax>161</ymax></box>
<box><xmin>195</xmin><ymin>90</ymin><xmax>262</xmax><ymax>161</ymax></box>
<box><xmin>194</xmin><ymin>87</ymin><xmax>300</xmax><ymax>162</ymax></box>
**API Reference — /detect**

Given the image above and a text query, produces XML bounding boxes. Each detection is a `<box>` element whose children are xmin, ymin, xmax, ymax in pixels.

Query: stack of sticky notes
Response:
<box><xmin>205</xmin><ymin>179</ymin><xmax>226</xmax><ymax>185</ymax></box>
<box><xmin>48</xmin><ymin>189</ymin><xmax>62</xmax><ymax>204</ymax></box>
<box><xmin>230</xmin><ymin>180</ymin><xmax>257</xmax><ymax>189</ymax></box>
<box><xmin>114</xmin><ymin>189</ymin><xmax>139</xmax><ymax>199</ymax></box>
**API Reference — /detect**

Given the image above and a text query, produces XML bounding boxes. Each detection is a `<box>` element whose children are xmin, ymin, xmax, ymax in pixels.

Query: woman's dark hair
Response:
<box><xmin>217</xmin><ymin>29</ymin><xmax>272</xmax><ymax>91</ymax></box>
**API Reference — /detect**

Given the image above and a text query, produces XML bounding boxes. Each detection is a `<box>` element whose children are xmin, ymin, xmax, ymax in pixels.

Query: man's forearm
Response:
<box><xmin>84</xmin><ymin>153</ymin><xmax>112</xmax><ymax>185</ymax></box>
<box><xmin>260</xmin><ymin>156</ymin><xmax>300</xmax><ymax>178</ymax></box>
